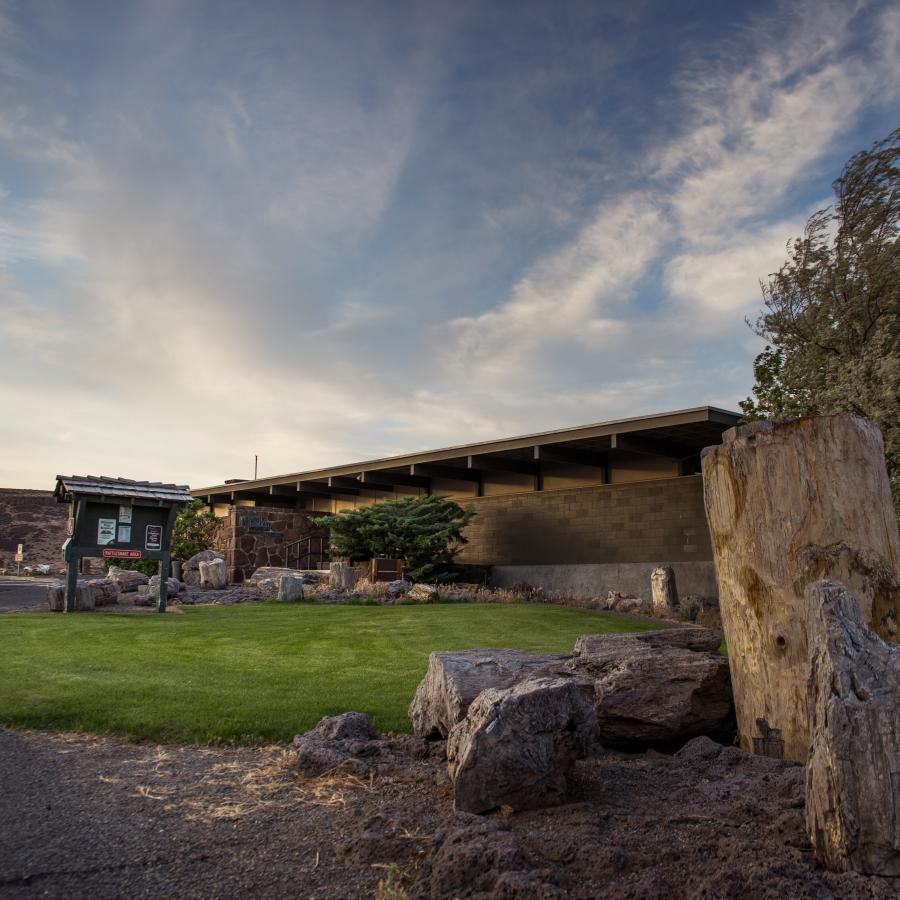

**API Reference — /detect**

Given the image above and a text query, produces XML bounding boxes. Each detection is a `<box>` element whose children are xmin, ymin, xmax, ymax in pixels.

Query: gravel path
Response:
<box><xmin>2</xmin><ymin>727</ymin><xmax>896</xmax><ymax>899</ymax></box>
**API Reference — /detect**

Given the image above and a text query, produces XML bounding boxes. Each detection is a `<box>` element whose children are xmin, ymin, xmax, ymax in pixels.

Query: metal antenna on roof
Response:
<box><xmin>254</xmin><ymin>455</ymin><xmax>258</xmax><ymax>480</ymax></box>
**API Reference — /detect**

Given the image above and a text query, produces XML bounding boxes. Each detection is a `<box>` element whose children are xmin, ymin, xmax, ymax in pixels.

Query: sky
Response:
<box><xmin>0</xmin><ymin>0</ymin><xmax>897</xmax><ymax>489</ymax></box>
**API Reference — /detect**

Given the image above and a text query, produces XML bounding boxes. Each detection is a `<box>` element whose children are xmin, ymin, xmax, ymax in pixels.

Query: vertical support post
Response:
<box><xmin>157</xmin><ymin>553</ymin><xmax>169</xmax><ymax>614</ymax></box>
<box><xmin>65</xmin><ymin>553</ymin><xmax>79</xmax><ymax>613</ymax></box>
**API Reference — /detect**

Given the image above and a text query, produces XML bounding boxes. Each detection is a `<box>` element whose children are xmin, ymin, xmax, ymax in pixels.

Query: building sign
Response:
<box><xmin>97</xmin><ymin>518</ymin><xmax>116</xmax><ymax>545</ymax></box>
<box><xmin>248</xmin><ymin>517</ymin><xmax>273</xmax><ymax>533</ymax></box>
<box><xmin>102</xmin><ymin>548</ymin><xmax>142</xmax><ymax>559</ymax></box>
<box><xmin>145</xmin><ymin>525</ymin><xmax>162</xmax><ymax>551</ymax></box>
<box><xmin>14</xmin><ymin>543</ymin><xmax>23</xmax><ymax>562</ymax></box>
<box><xmin>117</xmin><ymin>524</ymin><xmax>132</xmax><ymax>543</ymax></box>
<box><xmin>118</xmin><ymin>505</ymin><xmax>133</xmax><ymax>524</ymax></box>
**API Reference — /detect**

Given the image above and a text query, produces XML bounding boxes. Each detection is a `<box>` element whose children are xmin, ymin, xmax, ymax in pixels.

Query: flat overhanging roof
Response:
<box><xmin>193</xmin><ymin>406</ymin><xmax>740</xmax><ymax>503</ymax></box>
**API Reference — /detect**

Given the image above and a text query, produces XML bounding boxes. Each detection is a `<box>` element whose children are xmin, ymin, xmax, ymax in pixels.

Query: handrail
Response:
<box><xmin>285</xmin><ymin>535</ymin><xmax>330</xmax><ymax>570</ymax></box>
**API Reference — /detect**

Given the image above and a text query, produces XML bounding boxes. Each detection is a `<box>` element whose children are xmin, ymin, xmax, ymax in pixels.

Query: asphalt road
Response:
<box><xmin>0</xmin><ymin>578</ymin><xmax>52</xmax><ymax>612</ymax></box>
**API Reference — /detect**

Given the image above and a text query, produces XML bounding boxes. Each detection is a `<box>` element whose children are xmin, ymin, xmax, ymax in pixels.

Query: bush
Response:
<box><xmin>313</xmin><ymin>495</ymin><xmax>475</xmax><ymax>583</ymax></box>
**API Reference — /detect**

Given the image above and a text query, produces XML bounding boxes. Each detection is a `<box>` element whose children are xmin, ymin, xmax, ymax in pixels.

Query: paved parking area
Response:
<box><xmin>0</xmin><ymin>578</ymin><xmax>52</xmax><ymax>612</ymax></box>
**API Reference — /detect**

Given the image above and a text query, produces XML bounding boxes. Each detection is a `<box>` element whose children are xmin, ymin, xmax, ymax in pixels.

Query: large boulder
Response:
<box><xmin>571</xmin><ymin>631</ymin><xmax>733</xmax><ymax>749</ymax></box>
<box><xmin>407</xmin><ymin>583</ymin><xmax>439</xmax><ymax>603</ymax></box>
<box><xmin>148</xmin><ymin>575</ymin><xmax>184</xmax><ymax>594</ymax></box>
<box><xmin>447</xmin><ymin>677</ymin><xmax>598</xmax><ymax>814</ymax></box>
<box><xmin>293</xmin><ymin>712</ymin><xmax>379</xmax><ymax>776</ymax></box>
<box><xmin>805</xmin><ymin>581</ymin><xmax>900</xmax><ymax>876</ymax></box>
<box><xmin>182</xmin><ymin>550</ymin><xmax>225</xmax><ymax>587</ymax></box>
<box><xmin>199</xmin><ymin>558</ymin><xmax>227</xmax><ymax>590</ymax></box>
<box><xmin>107</xmin><ymin>566</ymin><xmax>149</xmax><ymax>592</ymax></box>
<box><xmin>650</xmin><ymin>565</ymin><xmax>679</xmax><ymax>616</ymax></box>
<box><xmin>409</xmin><ymin>649</ymin><xmax>571</xmax><ymax>739</ymax></box>
<box><xmin>248</xmin><ymin>567</ymin><xmax>307</xmax><ymax>601</ymax></box>
<box><xmin>277</xmin><ymin>573</ymin><xmax>305</xmax><ymax>602</ymax></box>
<box><xmin>87</xmin><ymin>578</ymin><xmax>119</xmax><ymax>606</ymax></box>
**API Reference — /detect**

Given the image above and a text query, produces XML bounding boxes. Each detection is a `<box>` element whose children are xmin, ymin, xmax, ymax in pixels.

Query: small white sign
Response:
<box><xmin>97</xmin><ymin>518</ymin><xmax>117</xmax><ymax>545</ymax></box>
<box><xmin>117</xmin><ymin>524</ymin><xmax>132</xmax><ymax>543</ymax></box>
<box><xmin>118</xmin><ymin>505</ymin><xmax>133</xmax><ymax>524</ymax></box>
<box><xmin>145</xmin><ymin>524</ymin><xmax>162</xmax><ymax>551</ymax></box>
<box><xmin>14</xmin><ymin>543</ymin><xmax>23</xmax><ymax>562</ymax></box>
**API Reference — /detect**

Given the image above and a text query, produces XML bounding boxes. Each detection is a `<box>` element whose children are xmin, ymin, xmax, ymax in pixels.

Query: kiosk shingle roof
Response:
<box><xmin>54</xmin><ymin>475</ymin><xmax>193</xmax><ymax>505</ymax></box>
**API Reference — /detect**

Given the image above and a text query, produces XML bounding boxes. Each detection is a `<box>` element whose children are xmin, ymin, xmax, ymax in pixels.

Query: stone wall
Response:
<box><xmin>215</xmin><ymin>505</ymin><xmax>329</xmax><ymax>583</ymax></box>
<box><xmin>456</xmin><ymin>475</ymin><xmax>711</xmax><ymax>567</ymax></box>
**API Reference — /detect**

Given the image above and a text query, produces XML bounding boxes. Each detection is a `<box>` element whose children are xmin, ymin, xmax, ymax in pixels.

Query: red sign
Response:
<box><xmin>101</xmin><ymin>548</ymin><xmax>142</xmax><ymax>559</ymax></box>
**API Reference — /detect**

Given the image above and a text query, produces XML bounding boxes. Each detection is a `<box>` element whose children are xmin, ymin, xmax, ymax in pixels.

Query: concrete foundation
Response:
<box><xmin>490</xmin><ymin>561</ymin><xmax>718</xmax><ymax>601</ymax></box>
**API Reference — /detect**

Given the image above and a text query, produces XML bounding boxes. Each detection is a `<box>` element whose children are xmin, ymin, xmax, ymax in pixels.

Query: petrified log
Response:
<box><xmin>805</xmin><ymin>581</ymin><xmax>900</xmax><ymax>876</ymax></box>
<box><xmin>447</xmin><ymin>677</ymin><xmax>597</xmax><ymax>814</ymax></box>
<box><xmin>651</xmin><ymin>565</ymin><xmax>679</xmax><ymax>616</ymax></box>
<box><xmin>182</xmin><ymin>550</ymin><xmax>225</xmax><ymax>587</ymax></box>
<box><xmin>702</xmin><ymin>414</ymin><xmax>900</xmax><ymax>761</ymax></box>
<box><xmin>409</xmin><ymin>649</ymin><xmax>570</xmax><ymax>739</ymax></box>
<box><xmin>571</xmin><ymin>635</ymin><xmax>733</xmax><ymax>748</ymax></box>
<box><xmin>199</xmin><ymin>558</ymin><xmax>227</xmax><ymax>590</ymax></box>
<box><xmin>106</xmin><ymin>566</ymin><xmax>149</xmax><ymax>592</ymax></box>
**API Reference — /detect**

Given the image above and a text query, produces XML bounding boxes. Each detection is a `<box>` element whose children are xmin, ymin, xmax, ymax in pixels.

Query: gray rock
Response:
<box><xmin>409</xmin><ymin>649</ymin><xmax>571</xmax><ymax>739</ymax></box>
<box><xmin>384</xmin><ymin>579</ymin><xmax>410</xmax><ymax>598</ymax></box>
<box><xmin>199</xmin><ymin>558</ymin><xmax>227</xmax><ymax>590</ymax></box>
<box><xmin>47</xmin><ymin>579</ymin><xmax>108</xmax><ymax>611</ymax></box>
<box><xmin>246</xmin><ymin>566</ymin><xmax>308</xmax><ymax>585</ymax></box>
<box><xmin>447</xmin><ymin>677</ymin><xmax>598</xmax><ymax>814</ymax></box>
<box><xmin>182</xmin><ymin>550</ymin><xmax>225</xmax><ymax>587</ymax></box>
<box><xmin>292</xmin><ymin>712</ymin><xmax>379</xmax><ymax>776</ymax></box>
<box><xmin>309</xmin><ymin>712</ymin><xmax>377</xmax><ymax>742</ymax></box>
<box><xmin>86</xmin><ymin>578</ymin><xmax>119</xmax><ymax>606</ymax></box>
<box><xmin>107</xmin><ymin>566</ymin><xmax>149</xmax><ymax>592</ymax></box>
<box><xmin>148</xmin><ymin>575</ymin><xmax>184</xmax><ymax>594</ymax></box>
<box><xmin>277</xmin><ymin>573</ymin><xmax>305</xmax><ymax>602</ymax></box>
<box><xmin>571</xmin><ymin>635</ymin><xmax>733</xmax><ymax>749</ymax></box>
<box><xmin>407</xmin><ymin>583</ymin><xmax>439</xmax><ymax>603</ymax></box>
<box><xmin>805</xmin><ymin>580</ymin><xmax>900</xmax><ymax>876</ymax></box>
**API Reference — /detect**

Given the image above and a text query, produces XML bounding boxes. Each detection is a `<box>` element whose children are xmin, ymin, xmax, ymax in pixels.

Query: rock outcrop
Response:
<box><xmin>107</xmin><ymin>566</ymin><xmax>149</xmax><ymax>592</ymax></box>
<box><xmin>409</xmin><ymin>649</ymin><xmax>571</xmax><ymax>739</ymax></box>
<box><xmin>805</xmin><ymin>580</ymin><xmax>900</xmax><ymax>876</ymax></box>
<box><xmin>199</xmin><ymin>558</ymin><xmax>227</xmax><ymax>590</ymax></box>
<box><xmin>182</xmin><ymin>550</ymin><xmax>225</xmax><ymax>587</ymax></box>
<box><xmin>447</xmin><ymin>677</ymin><xmax>597</xmax><ymax>814</ymax></box>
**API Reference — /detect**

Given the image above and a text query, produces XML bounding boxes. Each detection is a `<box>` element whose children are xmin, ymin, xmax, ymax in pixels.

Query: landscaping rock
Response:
<box><xmin>409</xmin><ymin>649</ymin><xmax>571</xmax><ymax>739</ymax></box>
<box><xmin>47</xmin><ymin>581</ymin><xmax>96</xmax><ymax>611</ymax></box>
<box><xmin>246</xmin><ymin>566</ymin><xmax>307</xmax><ymax>585</ymax></box>
<box><xmin>148</xmin><ymin>575</ymin><xmax>184</xmax><ymax>594</ymax></box>
<box><xmin>310</xmin><ymin>712</ymin><xmax>377</xmax><ymax>742</ymax></box>
<box><xmin>199</xmin><ymin>558</ymin><xmax>227</xmax><ymax>590</ymax></box>
<box><xmin>328</xmin><ymin>561</ymin><xmax>358</xmax><ymax>590</ymax></box>
<box><xmin>805</xmin><ymin>580</ymin><xmax>900</xmax><ymax>876</ymax></box>
<box><xmin>277</xmin><ymin>573</ymin><xmax>305</xmax><ymax>602</ymax></box>
<box><xmin>571</xmin><ymin>633</ymin><xmax>733</xmax><ymax>749</ymax></box>
<box><xmin>604</xmin><ymin>591</ymin><xmax>650</xmax><ymax>614</ymax></box>
<box><xmin>107</xmin><ymin>566</ymin><xmax>149</xmax><ymax>592</ymax></box>
<box><xmin>87</xmin><ymin>578</ymin><xmax>119</xmax><ymax>606</ymax></box>
<box><xmin>182</xmin><ymin>550</ymin><xmax>225</xmax><ymax>587</ymax></box>
<box><xmin>293</xmin><ymin>712</ymin><xmax>384</xmax><ymax>776</ymax></box>
<box><xmin>650</xmin><ymin>565</ymin><xmax>679</xmax><ymax>616</ymax></box>
<box><xmin>385</xmin><ymin>579</ymin><xmax>410</xmax><ymax>598</ymax></box>
<box><xmin>407</xmin><ymin>583</ymin><xmax>439</xmax><ymax>603</ymax></box>
<box><xmin>447</xmin><ymin>677</ymin><xmax>598</xmax><ymax>814</ymax></box>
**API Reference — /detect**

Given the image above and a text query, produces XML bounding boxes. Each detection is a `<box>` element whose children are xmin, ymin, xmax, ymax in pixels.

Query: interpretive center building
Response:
<box><xmin>193</xmin><ymin>406</ymin><xmax>740</xmax><ymax>599</ymax></box>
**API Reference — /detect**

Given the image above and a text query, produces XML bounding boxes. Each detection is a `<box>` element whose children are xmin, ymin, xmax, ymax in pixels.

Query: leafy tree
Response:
<box><xmin>741</xmin><ymin>127</ymin><xmax>900</xmax><ymax>515</ymax></box>
<box><xmin>313</xmin><ymin>495</ymin><xmax>475</xmax><ymax>583</ymax></box>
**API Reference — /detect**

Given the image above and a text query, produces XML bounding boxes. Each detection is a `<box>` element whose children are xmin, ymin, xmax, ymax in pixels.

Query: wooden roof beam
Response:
<box><xmin>359</xmin><ymin>470</ymin><xmax>430</xmax><ymax>489</ymax></box>
<box><xmin>534</xmin><ymin>445</ymin><xmax>607</xmax><ymax>467</ymax></box>
<box><xmin>610</xmin><ymin>433</ymin><xmax>697</xmax><ymax>460</ymax></box>
<box><xmin>410</xmin><ymin>463</ymin><xmax>482</xmax><ymax>483</ymax></box>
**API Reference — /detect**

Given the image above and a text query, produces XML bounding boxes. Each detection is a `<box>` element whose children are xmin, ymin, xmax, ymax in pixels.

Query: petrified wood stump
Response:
<box><xmin>702</xmin><ymin>414</ymin><xmax>900</xmax><ymax>761</ymax></box>
<box><xmin>805</xmin><ymin>581</ymin><xmax>900</xmax><ymax>876</ymax></box>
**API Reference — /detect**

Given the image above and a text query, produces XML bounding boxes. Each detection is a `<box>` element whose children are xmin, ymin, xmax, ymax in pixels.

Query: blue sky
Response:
<box><xmin>0</xmin><ymin>0</ymin><xmax>897</xmax><ymax>488</ymax></box>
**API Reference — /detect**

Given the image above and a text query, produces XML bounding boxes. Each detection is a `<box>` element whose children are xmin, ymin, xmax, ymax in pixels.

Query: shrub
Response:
<box><xmin>313</xmin><ymin>495</ymin><xmax>475</xmax><ymax>583</ymax></box>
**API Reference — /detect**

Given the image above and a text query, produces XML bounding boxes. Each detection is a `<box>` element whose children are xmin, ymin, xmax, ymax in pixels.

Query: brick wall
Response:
<box><xmin>456</xmin><ymin>475</ymin><xmax>710</xmax><ymax>566</ymax></box>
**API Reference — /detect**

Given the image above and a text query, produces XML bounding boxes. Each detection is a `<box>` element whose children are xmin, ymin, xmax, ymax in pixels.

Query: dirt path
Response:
<box><xmin>0</xmin><ymin>727</ymin><xmax>895</xmax><ymax>899</ymax></box>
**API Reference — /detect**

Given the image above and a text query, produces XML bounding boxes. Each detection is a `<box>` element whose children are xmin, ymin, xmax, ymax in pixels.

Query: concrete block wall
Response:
<box><xmin>456</xmin><ymin>475</ymin><xmax>711</xmax><ymax>567</ymax></box>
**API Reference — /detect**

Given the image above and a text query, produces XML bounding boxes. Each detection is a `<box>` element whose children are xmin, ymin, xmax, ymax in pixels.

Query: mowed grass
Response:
<box><xmin>0</xmin><ymin>602</ymin><xmax>661</xmax><ymax>745</ymax></box>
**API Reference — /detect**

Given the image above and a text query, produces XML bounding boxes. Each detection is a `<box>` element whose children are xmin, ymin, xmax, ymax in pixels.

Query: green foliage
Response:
<box><xmin>0</xmin><ymin>603</ymin><xmax>660</xmax><ymax>743</ymax></box>
<box><xmin>742</xmin><ymin>127</ymin><xmax>900</xmax><ymax>516</ymax></box>
<box><xmin>313</xmin><ymin>495</ymin><xmax>475</xmax><ymax>583</ymax></box>
<box><xmin>171</xmin><ymin>499</ymin><xmax>220</xmax><ymax>562</ymax></box>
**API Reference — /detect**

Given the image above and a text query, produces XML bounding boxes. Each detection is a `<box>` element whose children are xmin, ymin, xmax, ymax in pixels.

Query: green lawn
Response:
<box><xmin>0</xmin><ymin>603</ymin><xmax>660</xmax><ymax>744</ymax></box>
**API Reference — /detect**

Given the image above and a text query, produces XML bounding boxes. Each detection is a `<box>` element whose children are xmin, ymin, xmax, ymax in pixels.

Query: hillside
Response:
<box><xmin>0</xmin><ymin>488</ymin><xmax>68</xmax><ymax>573</ymax></box>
